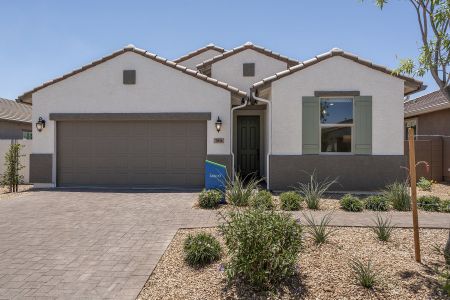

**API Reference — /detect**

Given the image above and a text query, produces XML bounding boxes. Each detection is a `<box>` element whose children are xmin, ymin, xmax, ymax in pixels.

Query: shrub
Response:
<box><xmin>0</xmin><ymin>143</ymin><xmax>24</xmax><ymax>193</ymax></box>
<box><xmin>349</xmin><ymin>258</ymin><xmax>376</xmax><ymax>289</ymax></box>
<box><xmin>340</xmin><ymin>194</ymin><xmax>364</xmax><ymax>212</ymax></box>
<box><xmin>371</xmin><ymin>214</ymin><xmax>394</xmax><ymax>242</ymax></box>
<box><xmin>364</xmin><ymin>195</ymin><xmax>389</xmax><ymax>211</ymax></box>
<box><xmin>219</xmin><ymin>208</ymin><xmax>303</xmax><ymax>290</ymax></box>
<box><xmin>418</xmin><ymin>195</ymin><xmax>441</xmax><ymax>212</ymax></box>
<box><xmin>383</xmin><ymin>182</ymin><xmax>411</xmax><ymax>211</ymax></box>
<box><xmin>250</xmin><ymin>190</ymin><xmax>274</xmax><ymax>210</ymax></box>
<box><xmin>295</xmin><ymin>171</ymin><xmax>337</xmax><ymax>210</ymax></box>
<box><xmin>303</xmin><ymin>212</ymin><xmax>336</xmax><ymax>245</ymax></box>
<box><xmin>198</xmin><ymin>189</ymin><xmax>222</xmax><ymax>209</ymax></box>
<box><xmin>417</xmin><ymin>177</ymin><xmax>433</xmax><ymax>191</ymax></box>
<box><xmin>441</xmin><ymin>200</ymin><xmax>450</xmax><ymax>213</ymax></box>
<box><xmin>225</xmin><ymin>174</ymin><xmax>262</xmax><ymax>207</ymax></box>
<box><xmin>183</xmin><ymin>232</ymin><xmax>221</xmax><ymax>267</ymax></box>
<box><xmin>280</xmin><ymin>191</ymin><xmax>303</xmax><ymax>211</ymax></box>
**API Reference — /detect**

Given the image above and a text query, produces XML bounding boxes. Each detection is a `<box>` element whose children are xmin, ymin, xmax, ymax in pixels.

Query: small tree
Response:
<box><xmin>1</xmin><ymin>143</ymin><xmax>24</xmax><ymax>192</ymax></box>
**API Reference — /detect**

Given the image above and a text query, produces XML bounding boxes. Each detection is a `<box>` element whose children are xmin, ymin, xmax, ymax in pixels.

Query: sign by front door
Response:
<box><xmin>214</xmin><ymin>138</ymin><xmax>224</xmax><ymax>144</ymax></box>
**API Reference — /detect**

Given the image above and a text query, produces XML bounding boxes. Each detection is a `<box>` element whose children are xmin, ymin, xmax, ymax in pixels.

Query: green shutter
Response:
<box><xmin>302</xmin><ymin>96</ymin><xmax>320</xmax><ymax>154</ymax></box>
<box><xmin>354</xmin><ymin>96</ymin><xmax>372</xmax><ymax>154</ymax></box>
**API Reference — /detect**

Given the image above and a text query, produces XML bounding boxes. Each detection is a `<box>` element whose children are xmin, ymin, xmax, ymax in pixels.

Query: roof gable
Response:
<box><xmin>252</xmin><ymin>48</ymin><xmax>423</xmax><ymax>96</ymax></box>
<box><xmin>173</xmin><ymin>44</ymin><xmax>226</xmax><ymax>64</ymax></box>
<box><xmin>18</xmin><ymin>45</ymin><xmax>247</xmax><ymax>104</ymax></box>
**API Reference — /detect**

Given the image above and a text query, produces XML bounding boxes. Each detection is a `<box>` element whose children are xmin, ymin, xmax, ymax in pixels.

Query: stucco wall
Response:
<box><xmin>413</xmin><ymin>108</ymin><xmax>450</xmax><ymax>136</ymax></box>
<box><xmin>32</xmin><ymin>51</ymin><xmax>232</xmax><ymax>185</ymax></box>
<box><xmin>211</xmin><ymin>49</ymin><xmax>288</xmax><ymax>92</ymax></box>
<box><xmin>0</xmin><ymin>121</ymin><xmax>31</xmax><ymax>139</ymax></box>
<box><xmin>177</xmin><ymin>49</ymin><xmax>223</xmax><ymax>70</ymax></box>
<box><xmin>271</xmin><ymin>56</ymin><xmax>405</xmax><ymax>155</ymax></box>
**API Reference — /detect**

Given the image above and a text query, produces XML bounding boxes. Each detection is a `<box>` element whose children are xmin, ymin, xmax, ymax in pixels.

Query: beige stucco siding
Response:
<box><xmin>271</xmin><ymin>56</ymin><xmax>405</xmax><ymax>155</ymax></box>
<box><xmin>177</xmin><ymin>49</ymin><xmax>223</xmax><ymax>70</ymax></box>
<box><xmin>211</xmin><ymin>49</ymin><xmax>288</xmax><ymax>92</ymax></box>
<box><xmin>32</xmin><ymin>52</ymin><xmax>232</xmax><ymax>185</ymax></box>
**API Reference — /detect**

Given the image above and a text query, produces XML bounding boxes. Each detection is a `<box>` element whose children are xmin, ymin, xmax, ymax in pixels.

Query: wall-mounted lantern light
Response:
<box><xmin>36</xmin><ymin>117</ymin><xmax>46</xmax><ymax>132</ymax></box>
<box><xmin>215</xmin><ymin>116</ymin><xmax>222</xmax><ymax>132</ymax></box>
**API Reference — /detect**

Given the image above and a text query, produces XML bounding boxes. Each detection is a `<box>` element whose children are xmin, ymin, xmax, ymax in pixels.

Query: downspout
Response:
<box><xmin>230</xmin><ymin>96</ymin><xmax>249</xmax><ymax>178</ymax></box>
<box><xmin>251</xmin><ymin>90</ymin><xmax>272</xmax><ymax>190</ymax></box>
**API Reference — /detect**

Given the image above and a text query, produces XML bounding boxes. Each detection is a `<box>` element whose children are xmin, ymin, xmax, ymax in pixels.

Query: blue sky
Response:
<box><xmin>0</xmin><ymin>0</ymin><xmax>435</xmax><ymax>100</ymax></box>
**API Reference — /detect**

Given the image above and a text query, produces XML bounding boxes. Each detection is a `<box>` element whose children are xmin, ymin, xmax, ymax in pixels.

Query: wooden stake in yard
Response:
<box><xmin>408</xmin><ymin>127</ymin><xmax>421</xmax><ymax>263</ymax></box>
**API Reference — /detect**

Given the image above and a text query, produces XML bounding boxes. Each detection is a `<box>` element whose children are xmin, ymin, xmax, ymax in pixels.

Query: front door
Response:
<box><xmin>237</xmin><ymin>116</ymin><xmax>260</xmax><ymax>178</ymax></box>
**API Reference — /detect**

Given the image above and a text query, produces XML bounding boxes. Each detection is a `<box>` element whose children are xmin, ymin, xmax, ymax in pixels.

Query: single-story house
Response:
<box><xmin>404</xmin><ymin>88</ymin><xmax>450</xmax><ymax>181</ymax></box>
<box><xmin>18</xmin><ymin>42</ymin><xmax>423</xmax><ymax>190</ymax></box>
<box><xmin>0</xmin><ymin>98</ymin><xmax>32</xmax><ymax>140</ymax></box>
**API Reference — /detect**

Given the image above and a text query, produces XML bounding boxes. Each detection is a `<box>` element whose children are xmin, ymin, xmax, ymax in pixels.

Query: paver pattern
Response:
<box><xmin>0</xmin><ymin>190</ymin><xmax>448</xmax><ymax>299</ymax></box>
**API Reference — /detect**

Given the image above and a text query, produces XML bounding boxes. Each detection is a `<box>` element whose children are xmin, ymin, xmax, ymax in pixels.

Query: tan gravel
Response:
<box><xmin>0</xmin><ymin>185</ymin><xmax>33</xmax><ymax>200</ymax></box>
<box><xmin>138</xmin><ymin>227</ymin><xmax>450</xmax><ymax>300</ymax></box>
<box><xmin>418</xmin><ymin>182</ymin><xmax>450</xmax><ymax>200</ymax></box>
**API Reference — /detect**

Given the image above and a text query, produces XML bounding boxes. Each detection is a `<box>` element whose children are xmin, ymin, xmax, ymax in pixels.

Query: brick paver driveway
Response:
<box><xmin>0</xmin><ymin>190</ymin><xmax>215</xmax><ymax>300</ymax></box>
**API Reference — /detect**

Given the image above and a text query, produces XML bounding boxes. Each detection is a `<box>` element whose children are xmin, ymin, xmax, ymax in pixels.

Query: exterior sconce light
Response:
<box><xmin>215</xmin><ymin>116</ymin><xmax>222</xmax><ymax>132</ymax></box>
<box><xmin>36</xmin><ymin>117</ymin><xmax>46</xmax><ymax>132</ymax></box>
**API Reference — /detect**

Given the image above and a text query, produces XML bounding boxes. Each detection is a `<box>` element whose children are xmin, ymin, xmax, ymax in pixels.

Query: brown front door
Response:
<box><xmin>237</xmin><ymin>116</ymin><xmax>260</xmax><ymax>178</ymax></box>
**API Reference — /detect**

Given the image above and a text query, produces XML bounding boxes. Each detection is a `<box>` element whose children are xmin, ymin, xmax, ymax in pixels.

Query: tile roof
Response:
<box><xmin>17</xmin><ymin>44</ymin><xmax>247</xmax><ymax>103</ymax></box>
<box><xmin>196</xmin><ymin>42</ymin><xmax>300</xmax><ymax>71</ymax></box>
<box><xmin>0</xmin><ymin>98</ymin><xmax>32</xmax><ymax>123</ymax></box>
<box><xmin>251</xmin><ymin>48</ymin><xmax>423</xmax><ymax>96</ymax></box>
<box><xmin>404</xmin><ymin>88</ymin><xmax>450</xmax><ymax>117</ymax></box>
<box><xmin>173</xmin><ymin>43</ymin><xmax>226</xmax><ymax>63</ymax></box>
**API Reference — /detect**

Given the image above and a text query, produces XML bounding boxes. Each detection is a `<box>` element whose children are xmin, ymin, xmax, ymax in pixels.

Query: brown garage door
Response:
<box><xmin>57</xmin><ymin>120</ymin><xmax>206</xmax><ymax>188</ymax></box>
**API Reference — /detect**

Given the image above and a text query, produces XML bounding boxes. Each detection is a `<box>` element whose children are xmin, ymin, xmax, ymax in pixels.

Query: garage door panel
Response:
<box><xmin>57</xmin><ymin>120</ymin><xmax>206</xmax><ymax>188</ymax></box>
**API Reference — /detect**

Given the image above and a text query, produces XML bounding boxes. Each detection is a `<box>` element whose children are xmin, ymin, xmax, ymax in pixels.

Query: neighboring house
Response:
<box><xmin>0</xmin><ymin>98</ymin><xmax>32</xmax><ymax>140</ymax></box>
<box><xmin>404</xmin><ymin>88</ymin><xmax>450</xmax><ymax>181</ymax></box>
<box><xmin>18</xmin><ymin>43</ymin><xmax>423</xmax><ymax>190</ymax></box>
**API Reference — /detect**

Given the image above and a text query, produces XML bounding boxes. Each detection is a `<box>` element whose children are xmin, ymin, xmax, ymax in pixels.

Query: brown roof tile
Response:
<box><xmin>404</xmin><ymin>88</ymin><xmax>450</xmax><ymax>116</ymax></box>
<box><xmin>196</xmin><ymin>42</ymin><xmax>300</xmax><ymax>71</ymax></box>
<box><xmin>0</xmin><ymin>98</ymin><xmax>32</xmax><ymax>123</ymax></box>
<box><xmin>173</xmin><ymin>44</ymin><xmax>226</xmax><ymax>63</ymax></box>
<box><xmin>17</xmin><ymin>45</ymin><xmax>247</xmax><ymax>103</ymax></box>
<box><xmin>251</xmin><ymin>48</ymin><xmax>423</xmax><ymax>96</ymax></box>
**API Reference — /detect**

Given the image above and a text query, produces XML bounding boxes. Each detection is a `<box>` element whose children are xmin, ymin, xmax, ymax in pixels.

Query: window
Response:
<box><xmin>404</xmin><ymin>118</ymin><xmax>417</xmax><ymax>139</ymax></box>
<box><xmin>320</xmin><ymin>98</ymin><xmax>353</xmax><ymax>153</ymax></box>
<box><xmin>243</xmin><ymin>63</ymin><xmax>255</xmax><ymax>77</ymax></box>
<box><xmin>22</xmin><ymin>130</ymin><xmax>32</xmax><ymax>140</ymax></box>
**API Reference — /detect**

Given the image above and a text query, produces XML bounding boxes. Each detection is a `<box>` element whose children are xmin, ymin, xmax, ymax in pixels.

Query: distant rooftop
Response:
<box><xmin>404</xmin><ymin>88</ymin><xmax>450</xmax><ymax>117</ymax></box>
<box><xmin>0</xmin><ymin>98</ymin><xmax>31</xmax><ymax>123</ymax></box>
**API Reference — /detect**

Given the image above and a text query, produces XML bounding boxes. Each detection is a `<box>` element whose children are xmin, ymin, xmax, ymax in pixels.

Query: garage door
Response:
<box><xmin>57</xmin><ymin>120</ymin><xmax>206</xmax><ymax>188</ymax></box>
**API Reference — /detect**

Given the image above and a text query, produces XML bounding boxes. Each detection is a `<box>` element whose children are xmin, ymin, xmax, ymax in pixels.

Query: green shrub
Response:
<box><xmin>418</xmin><ymin>195</ymin><xmax>441</xmax><ymax>212</ymax></box>
<box><xmin>417</xmin><ymin>177</ymin><xmax>432</xmax><ymax>191</ymax></box>
<box><xmin>183</xmin><ymin>232</ymin><xmax>221</xmax><ymax>267</ymax></box>
<box><xmin>383</xmin><ymin>182</ymin><xmax>411</xmax><ymax>211</ymax></box>
<box><xmin>198</xmin><ymin>189</ymin><xmax>222</xmax><ymax>209</ymax></box>
<box><xmin>1</xmin><ymin>143</ymin><xmax>24</xmax><ymax>193</ymax></box>
<box><xmin>250</xmin><ymin>190</ymin><xmax>274</xmax><ymax>210</ymax></box>
<box><xmin>280</xmin><ymin>191</ymin><xmax>303</xmax><ymax>211</ymax></box>
<box><xmin>371</xmin><ymin>214</ymin><xmax>394</xmax><ymax>242</ymax></box>
<box><xmin>350</xmin><ymin>258</ymin><xmax>376</xmax><ymax>289</ymax></box>
<box><xmin>225</xmin><ymin>174</ymin><xmax>261</xmax><ymax>207</ymax></box>
<box><xmin>219</xmin><ymin>208</ymin><xmax>303</xmax><ymax>290</ymax></box>
<box><xmin>303</xmin><ymin>212</ymin><xmax>336</xmax><ymax>245</ymax></box>
<box><xmin>340</xmin><ymin>194</ymin><xmax>364</xmax><ymax>212</ymax></box>
<box><xmin>364</xmin><ymin>195</ymin><xmax>389</xmax><ymax>211</ymax></box>
<box><xmin>295</xmin><ymin>171</ymin><xmax>337</xmax><ymax>210</ymax></box>
<box><xmin>441</xmin><ymin>200</ymin><xmax>450</xmax><ymax>213</ymax></box>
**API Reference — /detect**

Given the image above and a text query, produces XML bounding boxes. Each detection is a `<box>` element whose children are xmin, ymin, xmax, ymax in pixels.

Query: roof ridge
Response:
<box><xmin>196</xmin><ymin>42</ymin><xmax>300</xmax><ymax>70</ymax></box>
<box><xmin>173</xmin><ymin>44</ymin><xmax>226</xmax><ymax>63</ymax></box>
<box><xmin>18</xmin><ymin>45</ymin><xmax>247</xmax><ymax>102</ymax></box>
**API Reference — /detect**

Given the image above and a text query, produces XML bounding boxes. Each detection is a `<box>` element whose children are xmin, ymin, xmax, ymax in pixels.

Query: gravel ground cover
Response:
<box><xmin>138</xmin><ymin>227</ymin><xmax>449</xmax><ymax>300</ymax></box>
<box><xmin>418</xmin><ymin>182</ymin><xmax>450</xmax><ymax>200</ymax></box>
<box><xmin>0</xmin><ymin>184</ymin><xmax>32</xmax><ymax>199</ymax></box>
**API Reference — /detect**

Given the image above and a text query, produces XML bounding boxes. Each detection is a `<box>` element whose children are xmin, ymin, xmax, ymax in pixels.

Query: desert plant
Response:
<box><xmin>349</xmin><ymin>258</ymin><xmax>376</xmax><ymax>289</ymax></box>
<box><xmin>198</xmin><ymin>189</ymin><xmax>222</xmax><ymax>209</ymax></box>
<box><xmin>295</xmin><ymin>171</ymin><xmax>337</xmax><ymax>210</ymax></box>
<box><xmin>440</xmin><ymin>200</ymin><xmax>450</xmax><ymax>213</ymax></box>
<box><xmin>249</xmin><ymin>190</ymin><xmax>274</xmax><ymax>210</ymax></box>
<box><xmin>302</xmin><ymin>212</ymin><xmax>336</xmax><ymax>245</ymax></box>
<box><xmin>371</xmin><ymin>214</ymin><xmax>394</xmax><ymax>242</ymax></box>
<box><xmin>225</xmin><ymin>173</ymin><xmax>262</xmax><ymax>207</ymax></box>
<box><xmin>383</xmin><ymin>182</ymin><xmax>411</xmax><ymax>211</ymax></box>
<box><xmin>280</xmin><ymin>191</ymin><xmax>303</xmax><ymax>211</ymax></box>
<box><xmin>0</xmin><ymin>143</ymin><xmax>24</xmax><ymax>193</ymax></box>
<box><xmin>364</xmin><ymin>195</ymin><xmax>389</xmax><ymax>211</ymax></box>
<box><xmin>183</xmin><ymin>232</ymin><xmax>221</xmax><ymax>267</ymax></box>
<box><xmin>219</xmin><ymin>208</ymin><xmax>302</xmax><ymax>290</ymax></box>
<box><xmin>417</xmin><ymin>177</ymin><xmax>433</xmax><ymax>191</ymax></box>
<box><xmin>418</xmin><ymin>195</ymin><xmax>441</xmax><ymax>212</ymax></box>
<box><xmin>438</xmin><ymin>268</ymin><xmax>450</xmax><ymax>296</ymax></box>
<box><xmin>340</xmin><ymin>194</ymin><xmax>364</xmax><ymax>212</ymax></box>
